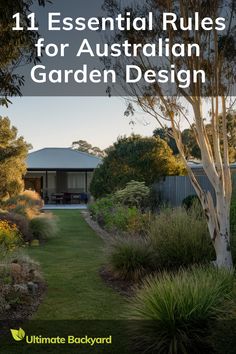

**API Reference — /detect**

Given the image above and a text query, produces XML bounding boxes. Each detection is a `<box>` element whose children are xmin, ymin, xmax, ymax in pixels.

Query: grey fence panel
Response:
<box><xmin>155</xmin><ymin>174</ymin><xmax>236</xmax><ymax>207</ymax></box>
<box><xmin>233</xmin><ymin>174</ymin><xmax>236</xmax><ymax>197</ymax></box>
<box><xmin>155</xmin><ymin>176</ymin><xmax>206</xmax><ymax>206</ymax></box>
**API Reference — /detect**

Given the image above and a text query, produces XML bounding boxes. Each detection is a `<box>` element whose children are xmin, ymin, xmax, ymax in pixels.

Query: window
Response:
<box><xmin>67</xmin><ymin>172</ymin><xmax>85</xmax><ymax>190</ymax></box>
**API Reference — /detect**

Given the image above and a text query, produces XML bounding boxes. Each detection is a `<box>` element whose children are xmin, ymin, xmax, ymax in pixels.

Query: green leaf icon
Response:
<box><xmin>10</xmin><ymin>328</ymin><xmax>25</xmax><ymax>341</ymax></box>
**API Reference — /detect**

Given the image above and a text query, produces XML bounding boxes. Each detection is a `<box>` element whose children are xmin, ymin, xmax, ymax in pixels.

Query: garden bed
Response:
<box><xmin>0</xmin><ymin>281</ymin><xmax>46</xmax><ymax>321</ymax></box>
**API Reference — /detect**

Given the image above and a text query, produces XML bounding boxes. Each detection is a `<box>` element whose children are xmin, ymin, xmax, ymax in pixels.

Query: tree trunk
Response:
<box><xmin>213</xmin><ymin>231</ymin><xmax>233</xmax><ymax>268</ymax></box>
<box><xmin>207</xmin><ymin>197</ymin><xmax>233</xmax><ymax>269</ymax></box>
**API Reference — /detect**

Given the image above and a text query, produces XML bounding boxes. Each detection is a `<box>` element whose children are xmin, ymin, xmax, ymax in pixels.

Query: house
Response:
<box><xmin>25</xmin><ymin>148</ymin><xmax>102</xmax><ymax>203</ymax></box>
<box><xmin>189</xmin><ymin>162</ymin><xmax>236</xmax><ymax>176</ymax></box>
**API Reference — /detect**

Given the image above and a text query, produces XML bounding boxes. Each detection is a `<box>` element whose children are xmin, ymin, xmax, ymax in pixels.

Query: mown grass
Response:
<box><xmin>28</xmin><ymin>210</ymin><xmax>127</xmax><ymax>320</ymax></box>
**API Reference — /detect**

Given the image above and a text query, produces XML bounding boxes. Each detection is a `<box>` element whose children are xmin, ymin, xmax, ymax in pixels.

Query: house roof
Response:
<box><xmin>188</xmin><ymin>162</ymin><xmax>236</xmax><ymax>170</ymax></box>
<box><xmin>27</xmin><ymin>148</ymin><xmax>102</xmax><ymax>170</ymax></box>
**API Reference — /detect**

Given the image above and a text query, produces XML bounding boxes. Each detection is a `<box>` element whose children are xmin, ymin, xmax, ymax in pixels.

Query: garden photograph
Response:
<box><xmin>0</xmin><ymin>0</ymin><xmax>236</xmax><ymax>353</ymax></box>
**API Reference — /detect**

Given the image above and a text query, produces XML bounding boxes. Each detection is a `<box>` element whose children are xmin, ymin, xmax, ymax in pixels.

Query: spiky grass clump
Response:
<box><xmin>107</xmin><ymin>237</ymin><xmax>156</xmax><ymax>281</ymax></box>
<box><xmin>29</xmin><ymin>214</ymin><xmax>58</xmax><ymax>242</ymax></box>
<box><xmin>128</xmin><ymin>266</ymin><xmax>235</xmax><ymax>354</ymax></box>
<box><xmin>149</xmin><ymin>205</ymin><xmax>214</xmax><ymax>269</ymax></box>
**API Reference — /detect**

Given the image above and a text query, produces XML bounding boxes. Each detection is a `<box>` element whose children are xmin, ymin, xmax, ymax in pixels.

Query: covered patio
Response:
<box><xmin>42</xmin><ymin>204</ymin><xmax>88</xmax><ymax>210</ymax></box>
<box><xmin>25</xmin><ymin>148</ymin><xmax>101</xmax><ymax>204</ymax></box>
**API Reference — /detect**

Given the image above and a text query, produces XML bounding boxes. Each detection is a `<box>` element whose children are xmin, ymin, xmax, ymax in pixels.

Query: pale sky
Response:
<box><xmin>0</xmin><ymin>97</ymin><xmax>158</xmax><ymax>152</ymax></box>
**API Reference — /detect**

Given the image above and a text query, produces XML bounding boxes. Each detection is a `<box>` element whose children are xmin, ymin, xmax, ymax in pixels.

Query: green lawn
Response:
<box><xmin>28</xmin><ymin>210</ymin><xmax>127</xmax><ymax>320</ymax></box>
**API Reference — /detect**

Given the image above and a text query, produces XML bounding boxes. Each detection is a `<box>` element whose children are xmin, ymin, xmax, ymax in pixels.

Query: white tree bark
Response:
<box><xmin>114</xmin><ymin>0</ymin><xmax>235</xmax><ymax>269</ymax></box>
<box><xmin>169</xmin><ymin>98</ymin><xmax>233</xmax><ymax>269</ymax></box>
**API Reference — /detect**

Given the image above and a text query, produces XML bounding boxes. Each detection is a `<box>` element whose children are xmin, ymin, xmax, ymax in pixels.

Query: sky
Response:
<box><xmin>0</xmin><ymin>97</ymin><xmax>158</xmax><ymax>151</ymax></box>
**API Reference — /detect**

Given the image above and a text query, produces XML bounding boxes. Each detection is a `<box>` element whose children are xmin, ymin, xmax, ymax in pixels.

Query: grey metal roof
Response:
<box><xmin>188</xmin><ymin>162</ymin><xmax>236</xmax><ymax>170</ymax></box>
<box><xmin>27</xmin><ymin>148</ymin><xmax>102</xmax><ymax>170</ymax></box>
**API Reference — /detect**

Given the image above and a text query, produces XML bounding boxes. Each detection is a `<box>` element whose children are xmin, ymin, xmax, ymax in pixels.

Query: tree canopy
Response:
<box><xmin>72</xmin><ymin>140</ymin><xmax>105</xmax><ymax>158</ymax></box>
<box><xmin>0</xmin><ymin>0</ymin><xmax>48</xmax><ymax>104</ymax></box>
<box><xmin>154</xmin><ymin>111</ymin><xmax>236</xmax><ymax>162</ymax></box>
<box><xmin>90</xmin><ymin>135</ymin><xmax>185</xmax><ymax>199</ymax></box>
<box><xmin>0</xmin><ymin>117</ymin><xmax>31</xmax><ymax>200</ymax></box>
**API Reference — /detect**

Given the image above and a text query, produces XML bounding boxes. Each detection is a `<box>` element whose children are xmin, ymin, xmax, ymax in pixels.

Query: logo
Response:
<box><xmin>10</xmin><ymin>328</ymin><xmax>26</xmax><ymax>341</ymax></box>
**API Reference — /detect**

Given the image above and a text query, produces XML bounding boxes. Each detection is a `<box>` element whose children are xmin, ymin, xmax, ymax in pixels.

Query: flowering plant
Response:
<box><xmin>0</xmin><ymin>221</ymin><xmax>23</xmax><ymax>251</ymax></box>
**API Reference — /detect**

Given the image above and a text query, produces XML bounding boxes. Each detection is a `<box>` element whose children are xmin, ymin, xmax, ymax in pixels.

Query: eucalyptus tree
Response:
<box><xmin>103</xmin><ymin>0</ymin><xmax>236</xmax><ymax>268</ymax></box>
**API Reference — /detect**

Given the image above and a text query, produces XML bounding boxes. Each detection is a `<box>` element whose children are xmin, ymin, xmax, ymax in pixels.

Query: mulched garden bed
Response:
<box><xmin>100</xmin><ymin>266</ymin><xmax>134</xmax><ymax>297</ymax></box>
<box><xmin>0</xmin><ymin>282</ymin><xmax>47</xmax><ymax>321</ymax></box>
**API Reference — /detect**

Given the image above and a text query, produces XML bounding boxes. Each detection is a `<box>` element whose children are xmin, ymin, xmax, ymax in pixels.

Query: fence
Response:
<box><xmin>154</xmin><ymin>173</ymin><xmax>236</xmax><ymax>207</ymax></box>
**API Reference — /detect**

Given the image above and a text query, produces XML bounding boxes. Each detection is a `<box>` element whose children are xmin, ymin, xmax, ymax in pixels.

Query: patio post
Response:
<box><xmin>85</xmin><ymin>171</ymin><xmax>88</xmax><ymax>193</ymax></box>
<box><xmin>45</xmin><ymin>170</ymin><xmax>49</xmax><ymax>204</ymax></box>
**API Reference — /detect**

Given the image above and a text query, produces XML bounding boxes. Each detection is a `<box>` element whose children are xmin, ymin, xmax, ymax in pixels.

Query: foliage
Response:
<box><xmin>72</xmin><ymin>140</ymin><xmax>105</xmax><ymax>158</ymax></box>
<box><xmin>29</xmin><ymin>214</ymin><xmax>58</xmax><ymax>241</ymax></box>
<box><xmin>108</xmin><ymin>206</ymin><xmax>141</xmax><ymax>233</ymax></box>
<box><xmin>0</xmin><ymin>0</ymin><xmax>48</xmax><ymax>99</ymax></box>
<box><xmin>90</xmin><ymin>135</ymin><xmax>185</xmax><ymax>199</ymax></box>
<box><xmin>0</xmin><ymin>249</ymin><xmax>44</xmax><ymax>316</ymax></box>
<box><xmin>89</xmin><ymin>196</ymin><xmax>149</xmax><ymax>235</ymax></box>
<box><xmin>89</xmin><ymin>196</ymin><xmax>115</xmax><ymax>227</ymax></box>
<box><xmin>148</xmin><ymin>185</ymin><xmax>162</xmax><ymax>211</ymax></box>
<box><xmin>0</xmin><ymin>117</ymin><xmax>30</xmax><ymax>200</ymax></box>
<box><xmin>231</xmin><ymin>196</ymin><xmax>236</xmax><ymax>233</ymax></box>
<box><xmin>0</xmin><ymin>211</ymin><xmax>32</xmax><ymax>242</ymax></box>
<box><xmin>149</xmin><ymin>205</ymin><xmax>214</xmax><ymax>270</ymax></box>
<box><xmin>104</xmin><ymin>204</ymin><xmax>214</xmax><ymax>280</ymax></box>
<box><xmin>0</xmin><ymin>220</ymin><xmax>23</xmax><ymax>252</ymax></box>
<box><xmin>1</xmin><ymin>190</ymin><xmax>43</xmax><ymax>218</ymax></box>
<box><xmin>154</xmin><ymin>115</ymin><xmax>236</xmax><ymax>163</ymax></box>
<box><xmin>230</xmin><ymin>197</ymin><xmax>236</xmax><ymax>262</ymax></box>
<box><xmin>182</xmin><ymin>194</ymin><xmax>201</xmax><ymax>210</ymax></box>
<box><xmin>114</xmin><ymin>180</ymin><xmax>150</xmax><ymax>209</ymax></box>
<box><xmin>107</xmin><ymin>237</ymin><xmax>155</xmax><ymax>281</ymax></box>
<box><xmin>154</xmin><ymin>127</ymin><xmax>202</xmax><ymax>160</ymax></box>
<box><xmin>128</xmin><ymin>266</ymin><xmax>235</xmax><ymax>354</ymax></box>
<box><xmin>153</xmin><ymin>127</ymin><xmax>179</xmax><ymax>155</ymax></box>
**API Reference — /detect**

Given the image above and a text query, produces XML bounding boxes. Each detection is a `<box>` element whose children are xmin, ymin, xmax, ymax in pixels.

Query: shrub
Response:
<box><xmin>107</xmin><ymin>237</ymin><xmax>156</xmax><ymax>281</ymax></box>
<box><xmin>29</xmin><ymin>214</ymin><xmax>58</xmax><ymax>241</ymax></box>
<box><xmin>89</xmin><ymin>196</ymin><xmax>115</xmax><ymax>228</ymax></box>
<box><xmin>230</xmin><ymin>197</ymin><xmax>236</xmax><ymax>263</ymax></box>
<box><xmin>0</xmin><ymin>212</ymin><xmax>32</xmax><ymax>242</ymax></box>
<box><xmin>89</xmin><ymin>196</ymin><xmax>149</xmax><ymax>235</ymax></box>
<box><xmin>0</xmin><ymin>250</ymin><xmax>44</xmax><ymax>315</ymax></box>
<box><xmin>182</xmin><ymin>194</ymin><xmax>201</xmax><ymax>210</ymax></box>
<box><xmin>0</xmin><ymin>221</ymin><xmax>23</xmax><ymax>252</ymax></box>
<box><xmin>90</xmin><ymin>135</ymin><xmax>184</xmax><ymax>199</ymax></box>
<box><xmin>149</xmin><ymin>205</ymin><xmax>214</xmax><ymax>270</ymax></box>
<box><xmin>128</xmin><ymin>266</ymin><xmax>235</xmax><ymax>354</ymax></box>
<box><xmin>107</xmin><ymin>206</ymin><xmax>148</xmax><ymax>235</ymax></box>
<box><xmin>1</xmin><ymin>190</ymin><xmax>44</xmax><ymax>219</ymax></box>
<box><xmin>7</xmin><ymin>251</ymin><xmax>42</xmax><ymax>277</ymax></box>
<box><xmin>148</xmin><ymin>184</ymin><xmax>162</xmax><ymax>211</ymax></box>
<box><xmin>231</xmin><ymin>197</ymin><xmax>236</xmax><ymax>235</ymax></box>
<box><xmin>114</xmin><ymin>180</ymin><xmax>150</xmax><ymax>209</ymax></box>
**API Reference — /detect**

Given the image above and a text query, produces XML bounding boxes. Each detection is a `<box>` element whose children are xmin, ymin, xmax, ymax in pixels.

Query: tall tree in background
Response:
<box><xmin>103</xmin><ymin>0</ymin><xmax>236</xmax><ymax>268</ymax></box>
<box><xmin>154</xmin><ymin>127</ymin><xmax>202</xmax><ymax>160</ymax></box>
<box><xmin>153</xmin><ymin>127</ymin><xmax>179</xmax><ymax>155</ymax></box>
<box><xmin>72</xmin><ymin>140</ymin><xmax>105</xmax><ymax>158</ymax></box>
<box><xmin>90</xmin><ymin>135</ymin><xmax>185</xmax><ymax>199</ymax></box>
<box><xmin>154</xmin><ymin>112</ymin><xmax>236</xmax><ymax>162</ymax></box>
<box><xmin>0</xmin><ymin>0</ymin><xmax>48</xmax><ymax>105</ymax></box>
<box><xmin>0</xmin><ymin>117</ymin><xmax>30</xmax><ymax>199</ymax></box>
